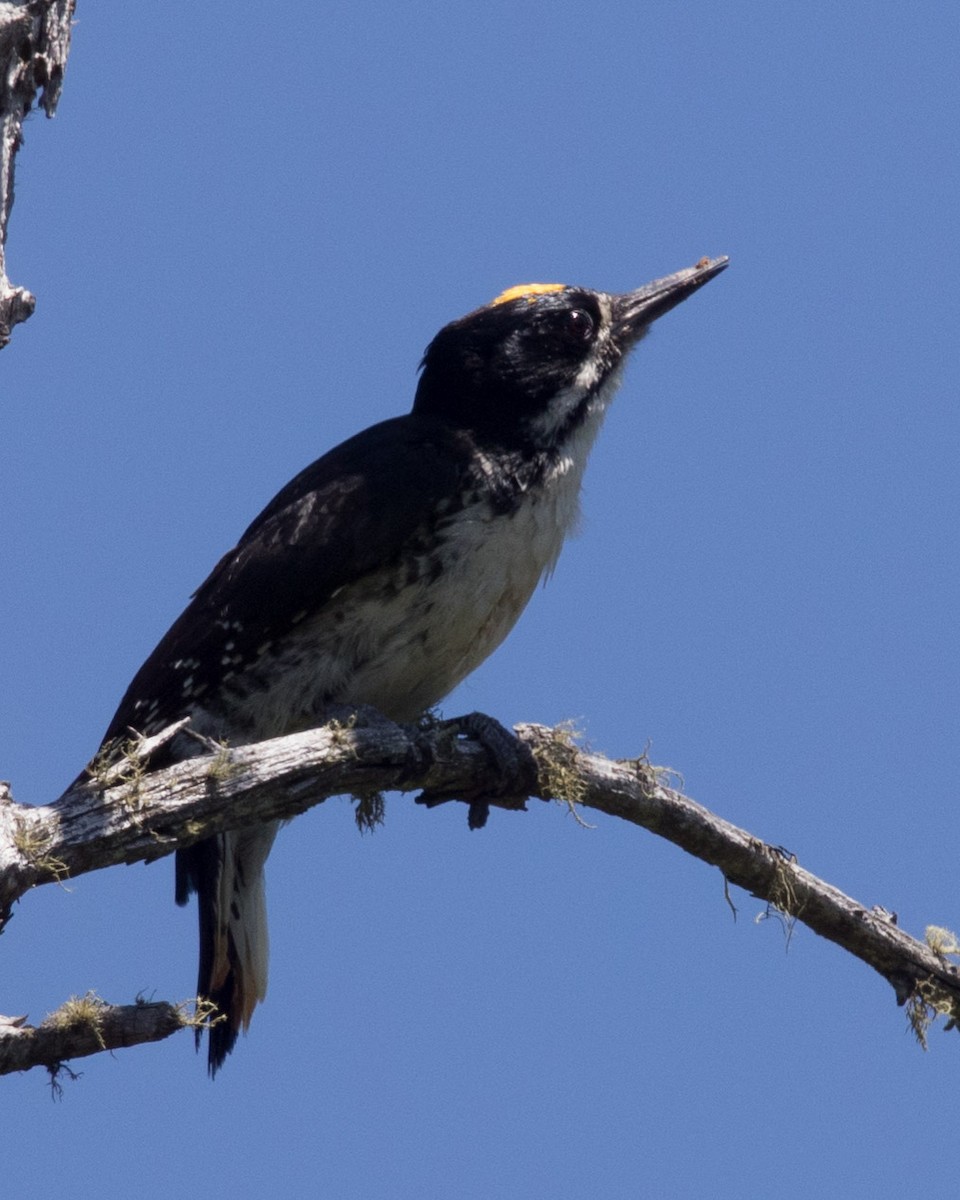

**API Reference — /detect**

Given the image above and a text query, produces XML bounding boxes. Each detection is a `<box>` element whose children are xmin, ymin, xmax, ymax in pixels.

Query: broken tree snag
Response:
<box><xmin>0</xmin><ymin>0</ymin><xmax>76</xmax><ymax>348</ymax></box>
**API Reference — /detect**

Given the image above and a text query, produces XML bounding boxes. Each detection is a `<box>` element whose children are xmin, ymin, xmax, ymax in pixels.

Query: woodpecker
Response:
<box><xmin>85</xmin><ymin>256</ymin><xmax>727</xmax><ymax>1074</ymax></box>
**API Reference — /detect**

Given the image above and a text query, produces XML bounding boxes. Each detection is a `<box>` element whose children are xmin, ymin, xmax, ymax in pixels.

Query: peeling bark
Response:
<box><xmin>0</xmin><ymin>0</ymin><xmax>76</xmax><ymax>347</ymax></box>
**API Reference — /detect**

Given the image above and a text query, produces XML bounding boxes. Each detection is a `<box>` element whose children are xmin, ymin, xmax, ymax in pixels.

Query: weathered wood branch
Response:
<box><xmin>0</xmin><ymin>998</ymin><xmax>191</xmax><ymax>1084</ymax></box>
<box><xmin>0</xmin><ymin>0</ymin><xmax>76</xmax><ymax>347</ymax></box>
<box><xmin>2</xmin><ymin>711</ymin><xmax>958</xmax><ymax>1077</ymax></box>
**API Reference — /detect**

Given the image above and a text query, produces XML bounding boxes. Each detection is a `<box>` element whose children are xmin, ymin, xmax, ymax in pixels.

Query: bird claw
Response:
<box><xmin>416</xmin><ymin>712</ymin><xmax>532</xmax><ymax>828</ymax></box>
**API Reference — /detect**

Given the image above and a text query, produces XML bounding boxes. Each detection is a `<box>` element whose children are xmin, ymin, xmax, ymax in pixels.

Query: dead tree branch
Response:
<box><xmin>0</xmin><ymin>998</ymin><xmax>192</xmax><ymax>1086</ymax></box>
<box><xmin>0</xmin><ymin>0</ymin><xmax>76</xmax><ymax>347</ymax></box>
<box><xmin>2</xmin><ymin>711</ymin><xmax>958</xmax><ymax>1077</ymax></box>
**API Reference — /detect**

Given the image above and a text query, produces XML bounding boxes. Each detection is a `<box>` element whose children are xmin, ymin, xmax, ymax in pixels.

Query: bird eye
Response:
<box><xmin>564</xmin><ymin>308</ymin><xmax>595</xmax><ymax>342</ymax></box>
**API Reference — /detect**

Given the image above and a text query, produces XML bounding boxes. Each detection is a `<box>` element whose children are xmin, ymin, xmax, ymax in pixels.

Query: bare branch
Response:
<box><xmin>0</xmin><ymin>0</ymin><xmax>76</xmax><ymax>347</ymax></box>
<box><xmin>0</xmin><ymin>996</ymin><xmax>196</xmax><ymax>1079</ymax></box>
<box><xmin>2</xmin><ymin>710</ymin><xmax>959</xmax><ymax>1077</ymax></box>
<box><xmin>0</xmin><ymin>710</ymin><xmax>537</xmax><ymax>925</ymax></box>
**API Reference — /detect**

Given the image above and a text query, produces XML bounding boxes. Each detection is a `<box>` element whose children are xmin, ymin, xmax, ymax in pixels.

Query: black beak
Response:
<box><xmin>613</xmin><ymin>256</ymin><xmax>729</xmax><ymax>345</ymax></box>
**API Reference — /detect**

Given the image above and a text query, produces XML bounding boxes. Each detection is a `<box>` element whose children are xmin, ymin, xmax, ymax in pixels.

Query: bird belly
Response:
<box><xmin>223</xmin><ymin>469</ymin><xmax>583</xmax><ymax>734</ymax></box>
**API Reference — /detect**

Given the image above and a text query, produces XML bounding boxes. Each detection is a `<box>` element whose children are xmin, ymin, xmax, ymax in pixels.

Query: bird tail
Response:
<box><xmin>175</xmin><ymin>821</ymin><xmax>279</xmax><ymax>1075</ymax></box>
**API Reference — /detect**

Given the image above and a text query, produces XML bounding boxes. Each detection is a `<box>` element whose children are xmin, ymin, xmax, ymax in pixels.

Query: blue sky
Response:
<box><xmin>3</xmin><ymin>3</ymin><xmax>959</xmax><ymax>1197</ymax></box>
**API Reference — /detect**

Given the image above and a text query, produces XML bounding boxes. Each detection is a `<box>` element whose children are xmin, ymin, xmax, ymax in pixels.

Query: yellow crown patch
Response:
<box><xmin>490</xmin><ymin>282</ymin><xmax>567</xmax><ymax>307</ymax></box>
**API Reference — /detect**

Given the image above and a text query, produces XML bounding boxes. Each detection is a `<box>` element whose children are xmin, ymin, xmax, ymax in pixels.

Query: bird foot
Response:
<box><xmin>416</xmin><ymin>711</ymin><xmax>533</xmax><ymax>829</ymax></box>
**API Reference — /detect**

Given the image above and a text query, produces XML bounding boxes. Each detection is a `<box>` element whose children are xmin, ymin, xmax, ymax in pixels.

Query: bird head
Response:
<box><xmin>413</xmin><ymin>256</ymin><xmax>728</xmax><ymax>451</ymax></box>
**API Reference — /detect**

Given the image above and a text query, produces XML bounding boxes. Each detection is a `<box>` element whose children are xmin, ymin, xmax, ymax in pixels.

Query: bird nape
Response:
<box><xmin>80</xmin><ymin>255</ymin><xmax>728</xmax><ymax>1074</ymax></box>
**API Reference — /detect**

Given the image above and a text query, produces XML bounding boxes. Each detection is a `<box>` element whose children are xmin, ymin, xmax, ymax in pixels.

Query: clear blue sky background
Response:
<box><xmin>3</xmin><ymin>3</ymin><xmax>959</xmax><ymax>1197</ymax></box>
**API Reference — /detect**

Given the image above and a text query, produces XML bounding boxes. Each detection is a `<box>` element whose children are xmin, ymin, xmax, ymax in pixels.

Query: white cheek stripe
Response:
<box><xmin>527</xmin><ymin>351</ymin><xmax>625</xmax><ymax>444</ymax></box>
<box><xmin>526</xmin><ymin>294</ymin><xmax>620</xmax><ymax>444</ymax></box>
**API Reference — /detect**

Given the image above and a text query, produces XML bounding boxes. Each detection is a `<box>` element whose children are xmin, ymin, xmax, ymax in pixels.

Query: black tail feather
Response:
<box><xmin>176</xmin><ymin>835</ymin><xmax>239</xmax><ymax>1075</ymax></box>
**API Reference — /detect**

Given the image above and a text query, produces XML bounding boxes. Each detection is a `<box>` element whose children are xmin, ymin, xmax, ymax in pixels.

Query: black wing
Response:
<box><xmin>99</xmin><ymin>413</ymin><xmax>477</xmax><ymax>745</ymax></box>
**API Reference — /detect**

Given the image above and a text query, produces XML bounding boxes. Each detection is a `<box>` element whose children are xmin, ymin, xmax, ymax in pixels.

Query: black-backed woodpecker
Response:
<box><xmin>83</xmin><ymin>256</ymin><xmax>728</xmax><ymax>1073</ymax></box>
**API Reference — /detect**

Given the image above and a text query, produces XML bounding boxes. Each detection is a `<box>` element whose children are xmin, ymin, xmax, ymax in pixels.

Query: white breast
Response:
<box><xmin>318</xmin><ymin>445</ymin><xmax>586</xmax><ymax>722</ymax></box>
<box><xmin>224</xmin><ymin>387</ymin><xmax>618</xmax><ymax>735</ymax></box>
